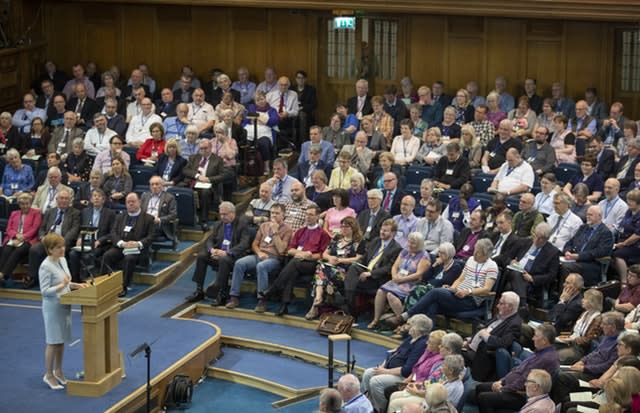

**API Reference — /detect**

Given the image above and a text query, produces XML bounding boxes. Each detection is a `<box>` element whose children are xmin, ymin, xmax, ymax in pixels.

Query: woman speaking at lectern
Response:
<box><xmin>39</xmin><ymin>233</ymin><xmax>87</xmax><ymax>390</ymax></box>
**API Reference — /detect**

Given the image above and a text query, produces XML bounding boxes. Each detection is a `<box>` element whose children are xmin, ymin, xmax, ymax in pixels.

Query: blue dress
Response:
<box><xmin>39</xmin><ymin>256</ymin><xmax>72</xmax><ymax>345</ymax></box>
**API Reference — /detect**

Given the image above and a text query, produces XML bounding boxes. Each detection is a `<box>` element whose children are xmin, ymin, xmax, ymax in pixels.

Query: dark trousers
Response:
<box><xmin>476</xmin><ymin>382</ymin><xmax>527</xmax><ymax>413</ymax></box>
<box><xmin>270</xmin><ymin>258</ymin><xmax>316</xmax><ymax>303</ymax></box>
<box><xmin>560</xmin><ymin>261</ymin><xmax>601</xmax><ymax>287</ymax></box>
<box><xmin>0</xmin><ymin>242</ymin><xmax>31</xmax><ymax>277</ymax></box>
<box><xmin>28</xmin><ymin>241</ymin><xmax>47</xmax><ymax>284</ymax></box>
<box><xmin>102</xmin><ymin>247</ymin><xmax>143</xmax><ymax>288</ymax></box>
<box><xmin>192</xmin><ymin>251</ymin><xmax>234</xmax><ymax>293</ymax></box>
<box><xmin>68</xmin><ymin>246</ymin><xmax>107</xmax><ymax>283</ymax></box>
<box><xmin>195</xmin><ymin>188</ymin><xmax>214</xmax><ymax>224</ymax></box>
<box><xmin>343</xmin><ymin>264</ymin><xmax>384</xmax><ymax>315</ymax></box>
<box><xmin>551</xmin><ymin>370</ymin><xmax>597</xmax><ymax>404</ymax></box>
<box><xmin>407</xmin><ymin>287</ymin><xmax>478</xmax><ymax>319</ymax></box>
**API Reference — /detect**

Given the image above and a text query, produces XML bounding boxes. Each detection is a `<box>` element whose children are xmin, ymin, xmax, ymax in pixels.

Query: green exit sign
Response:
<box><xmin>333</xmin><ymin>17</ymin><xmax>356</xmax><ymax>30</ymax></box>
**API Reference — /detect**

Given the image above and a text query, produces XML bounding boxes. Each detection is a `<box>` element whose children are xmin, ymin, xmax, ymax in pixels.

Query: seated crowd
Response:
<box><xmin>3</xmin><ymin>62</ymin><xmax>640</xmax><ymax>412</ymax></box>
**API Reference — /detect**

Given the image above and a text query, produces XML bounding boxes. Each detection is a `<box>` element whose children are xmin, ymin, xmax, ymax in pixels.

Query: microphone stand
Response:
<box><xmin>130</xmin><ymin>342</ymin><xmax>152</xmax><ymax>413</ymax></box>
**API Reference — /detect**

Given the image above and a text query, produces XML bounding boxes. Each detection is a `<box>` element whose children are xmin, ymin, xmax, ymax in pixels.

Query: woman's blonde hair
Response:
<box><xmin>42</xmin><ymin>233</ymin><xmax>65</xmax><ymax>255</ymax></box>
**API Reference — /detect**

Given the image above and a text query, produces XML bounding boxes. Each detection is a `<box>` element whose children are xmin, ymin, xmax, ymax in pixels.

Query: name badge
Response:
<box><xmin>446</xmin><ymin>169</ymin><xmax>454</xmax><ymax>175</ymax></box>
<box><xmin>473</xmin><ymin>282</ymin><xmax>480</xmax><ymax>288</ymax></box>
<box><xmin>58</xmin><ymin>142</ymin><xmax>66</xmax><ymax>147</ymax></box>
<box><xmin>452</xmin><ymin>212</ymin><xmax>460</xmax><ymax>219</ymax></box>
<box><xmin>124</xmin><ymin>225</ymin><xmax>132</xmax><ymax>232</ymax></box>
<box><xmin>462</xmin><ymin>245</ymin><xmax>470</xmax><ymax>252</ymax></box>
<box><xmin>336</xmin><ymin>248</ymin><xmax>345</xmax><ymax>256</ymax></box>
<box><xmin>396</xmin><ymin>230</ymin><xmax>404</xmax><ymax>237</ymax></box>
<box><xmin>399</xmin><ymin>269</ymin><xmax>409</xmax><ymax>276</ymax></box>
<box><xmin>264</xmin><ymin>236</ymin><xmax>272</xmax><ymax>244</ymax></box>
<box><xmin>526</xmin><ymin>254</ymin><xmax>536</xmax><ymax>261</ymax></box>
<box><xmin>297</xmin><ymin>245</ymin><xmax>304</xmax><ymax>251</ymax></box>
<box><xmin>365</xmin><ymin>226</ymin><xmax>372</xmax><ymax>234</ymax></box>
<box><xmin>489</xmin><ymin>152</ymin><xmax>496</xmax><ymax>158</ymax></box>
<box><xmin>222</xmin><ymin>239</ymin><xmax>231</xmax><ymax>246</ymax></box>
<box><xmin>527</xmin><ymin>156</ymin><xmax>535</xmax><ymax>163</ymax></box>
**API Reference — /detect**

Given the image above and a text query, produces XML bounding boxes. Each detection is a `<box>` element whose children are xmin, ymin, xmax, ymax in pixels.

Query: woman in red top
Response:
<box><xmin>0</xmin><ymin>193</ymin><xmax>42</xmax><ymax>286</ymax></box>
<box><xmin>136</xmin><ymin>122</ymin><xmax>166</xmax><ymax>162</ymax></box>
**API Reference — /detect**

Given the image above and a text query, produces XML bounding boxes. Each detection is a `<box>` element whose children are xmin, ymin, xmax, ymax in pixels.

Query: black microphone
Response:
<box><xmin>129</xmin><ymin>342</ymin><xmax>149</xmax><ymax>358</ymax></box>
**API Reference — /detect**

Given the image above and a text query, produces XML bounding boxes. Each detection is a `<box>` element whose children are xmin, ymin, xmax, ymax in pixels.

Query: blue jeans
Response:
<box><xmin>407</xmin><ymin>287</ymin><xmax>478</xmax><ymax>319</ymax></box>
<box><xmin>229</xmin><ymin>254</ymin><xmax>282</xmax><ymax>297</ymax></box>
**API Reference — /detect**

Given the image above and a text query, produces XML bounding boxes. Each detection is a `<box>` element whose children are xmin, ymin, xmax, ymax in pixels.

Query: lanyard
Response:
<box><xmin>604</xmin><ymin>198</ymin><xmax>618</xmax><ymax>219</ymax></box>
<box><xmin>536</xmin><ymin>194</ymin><xmax>549</xmax><ymax>210</ymax></box>
<box><xmin>474</xmin><ymin>262</ymin><xmax>485</xmax><ymax>286</ymax></box>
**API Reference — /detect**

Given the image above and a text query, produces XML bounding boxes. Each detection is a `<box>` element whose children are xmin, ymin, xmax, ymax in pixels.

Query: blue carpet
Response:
<box><xmin>213</xmin><ymin>347</ymin><xmax>327</xmax><ymax>389</ymax></box>
<box><xmin>0</xmin><ymin>279</ymin><xmax>217</xmax><ymax>412</ymax></box>
<box><xmin>196</xmin><ymin>314</ymin><xmax>386</xmax><ymax>368</ymax></box>
<box><xmin>189</xmin><ymin>378</ymin><xmax>318</xmax><ymax>412</ymax></box>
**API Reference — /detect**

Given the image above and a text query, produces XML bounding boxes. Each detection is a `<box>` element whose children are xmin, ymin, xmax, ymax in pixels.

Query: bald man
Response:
<box><xmin>598</xmin><ymin>178</ymin><xmax>628</xmax><ymax>233</ymax></box>
<box><xmin>489</xmin><ymin>148</ymin><xmax>535</xmax><ymax>196</ymax></box>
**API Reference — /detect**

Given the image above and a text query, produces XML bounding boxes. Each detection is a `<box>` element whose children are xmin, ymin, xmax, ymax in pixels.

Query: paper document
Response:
<box><xmin>576</xmin><ymin>405</ymin><xmax>598</xmax><ymax>413</ymax></box>
<box><xmin>194</xmin><ymin>182</ymin><xmax>212</xmax><ymax>189</ymax></box>
<box><xmin>570</xmin><ymin>392</ymin><xmax>593</xmax><ymax>402</ymax></box>
<box><xmin>578</xmin><ymin>379</ymin><xmax>594</xmax><ymax>388</ymax></box>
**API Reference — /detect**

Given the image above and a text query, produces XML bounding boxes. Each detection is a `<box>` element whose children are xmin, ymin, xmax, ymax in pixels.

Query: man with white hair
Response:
<box><xmin>186</xmin><ymin>202</ymin><xmax>251</xmax><ymax>305</ymax></box>
<box><xmin>209</xmin><ymin>73</ymin><xmax>240</xmax><ymax>106</ymax></box>
<box><xmin>488</xmin><ymin>148</ymin><xmax>535</xmax><ymax>196</ymax></box>
<box><xmin>504</xmin><ymin>222</ymin><xmax>560</xmax><ymax>308</ymax></box>
<box><xmin>464</xmin><ymin>291</ymin><xmax>522</xmax><ymax>382</ymax></box>
<box><xmin>561</xmin><ymin>205</ymin><xmax>614</xmax><ymax>286</ymax></box>
<box><xmin>521</xmin><ymin>370</ymin><xmax>555</xmax><ymax>413</ymax></box>
<box><xmin>337</xmin><ymin>374</ymin><xmax>373</xmax><ymax>413</ymax></box>
<box><xmin>346</xmin><ymin>79</ymin><xmax>372</xmax><ymax>119</ymax></box>
<box><xmin>357</xmin><ymin>189</ymin><xmax>391</xmax><ymax>244</ymax></box>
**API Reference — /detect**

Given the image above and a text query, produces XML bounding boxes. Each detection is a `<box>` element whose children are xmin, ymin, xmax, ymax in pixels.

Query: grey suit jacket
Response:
<box><xmin>33</xmin><ymin>183</ymin><xmax>75</xmax><ymax>211</ymax></box>
<box><xmin>339</xmin><ymin>144</ymin><xmax>374</xmax><ymax>176</ymax></box>
<box><xmin>48</xmin><ymin>126</ymin><xmax>85</xmax><ymax>155</ymax></box>
<box><xmin>140</xmin><ymin>191</ymin><xmax>178</xmax><ymax>240</ymax></box>
<box><xmin>39</xmin><ymin>207</ymin><xmax>81</xmax><ymax>248</ymax></box>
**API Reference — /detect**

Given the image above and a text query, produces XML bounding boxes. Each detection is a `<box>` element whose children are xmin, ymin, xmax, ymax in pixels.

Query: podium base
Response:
<box><xmin>66</xmin><ymin>367</ymin><xmax>123</xmax><ymax>397</ymax></box>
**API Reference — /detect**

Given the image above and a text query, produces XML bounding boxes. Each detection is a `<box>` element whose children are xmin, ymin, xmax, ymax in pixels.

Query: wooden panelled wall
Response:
<box><xmin>31</xmin><ymin>2</ymin><xmax>631</xmax><ymax>120</ymax></box>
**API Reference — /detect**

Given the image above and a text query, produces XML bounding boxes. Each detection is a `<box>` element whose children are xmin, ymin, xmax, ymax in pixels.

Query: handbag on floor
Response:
<box><xmin>316</xmin><ymin>310</ymin><xmax>354</xmax><ymax>336</ymax></box>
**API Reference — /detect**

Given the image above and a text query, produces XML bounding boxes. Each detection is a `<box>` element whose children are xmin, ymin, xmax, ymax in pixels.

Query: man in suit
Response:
<box><xmin>155</xmin><ymin>88</ymin><xmax>177</xmax><ymax>120</ymax></box>
<box><xmin>122</xmin><ymin>68</ymin><xmax>151</xmax><ymax>102</ymax></box>
<box><xmin>597</xmin><ymin>102</ymin><xmax>626</xmax><ymax>148</ymax></box>
<box><xmin>289</xmin><ymin>144</ymin><xmax>332</xmax><ymax>187</ymax></box>
<box><xmin>208</xmin><ymin>74</ymin><xmax>241</xmax><ymax>107</ymax></box>
<box><xmin>503</xmin><ymin>222</ymin><xmax>560</xmax><ymax>311</ymax></box>
<box><xmin>343</xmin><ymin>218</ymin><xmax>403</xmax><ymax>317</ymax></box>
<box><xmin>36</xmin><ymin>79</ymin><xmax>57</xmax><ymax>113</ymax></box>
<box><xmin>340</xmin><ymin>131</ymin><xmax>374</xmax><ymax>176</ymax></box>
<box><xmin>186</xmin><ymin>202</ymin><xmax>251</xmax><ymax>306</ymax></box>
<box><xmin>548</xmin><ymin>273</ymin><xmax>584</xmax><ymax>333</ymax></box>
<box><xmin>33</xmin><ymin>166</ymin><xmax>74</xmax><ymax>213</ymax></box>
<box><xmin>182</xmin><ymin>139</ymin><xmax>226</xmax><ymax>231</ymax></box>
<box><xmin>102</xmin><ymin>193</ymin><xmax>155</xmax><ymax>297</ymax></box>
<box><xmin>48</xmin><ymin>111</ymin><xmax>85</xmax><ymax>159</ymax></box>
<box><xmin>103</xmin><ymin>98</ymin><xmax>127</xmax><ymax>136</ymax></box>
<box><xmin>65</xmin><ymin>83</ymin><xmax>99</xmax><ymax>131</ymax></box>
<box><xmin>584</xmin><ymin>87</ymin><xmax>608</xmax><ymax>124</ymax></box>
<box><xmin>346</xmin><ymin>79</ymin><xmax>372</xmax><ymax>119</ymax></box>
<box><xmin>615</xmin><ymin>137</ymin><xmax>640</xmax><ymax>189</ymax></box>
<box><xmin>464</xmin><ymin>292</ymin><xmax>522</xmax><ymax>382</ymax></box>
<box><xmin>141</xmin><ymin>176</ymin><xmax>178</xmax><ymax>243</ymax></box>
<box><xmin>173</xmin><ymin>75</ymin><xmax>195</xmax><ymax>103</ymax></box>
<box><xmin>511</xmin><ymin>193</ymin><xmax>545</xmax><ymax>238</ymax></box>
<box><xmin>33</xmin><ymin>61</ymin><xmax>68</xmax><ymax>93</ymax></box>
<box><xmin>432</xmin><ymin>80</ymin><xmax>453</xmax><ymax>109</ymax></box>
<box><xmin>455</xmin><ymin>210</ymin><xmax>490</xmax><ymax>260</ymax></box>
<box><xmin>381</xmin><ymin>172</ymin><xmax>404</xmax><ymax>217</ymax></box>
<box><xmin>357</xmin><ymin>189</ymin><xmax>391</xmax><ymax>245</ymax></box>
<box><xmin>561</xmin><ymin>205</ymin><xmax>614</xmax><ymax>286</ymax></box>
<box><xmin>68</xmin><ymin>188</ymin><xmax>115</xmax><ymax>282</ymax></box>
<box><xmin>26</xmin><ymin>189</ymin><xmax>80</xmax><ymax>288</ymax></box>
<box><xmin>490</xmin><ymin>210</ymin><xmax>522</xmax><ymax>270</ymax></box>
<box><xmin>587</xmin><ymin>136</ymin><xmax>615</xmax><ymax>179</ymax></box>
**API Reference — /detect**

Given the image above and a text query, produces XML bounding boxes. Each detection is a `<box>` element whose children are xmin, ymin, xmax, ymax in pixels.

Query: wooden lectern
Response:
<box><xmin>60</xmin><ymin>272</ymin><xmax>123</xmax><ymax>397</ymax></box>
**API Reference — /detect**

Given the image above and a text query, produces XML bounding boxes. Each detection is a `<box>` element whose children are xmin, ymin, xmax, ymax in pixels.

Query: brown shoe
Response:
<box><xmin>254</xmin><ymin>299</ymin><xmax>266</xmax><ymax>313</ymax></box>
<box><xmin>225</xmin><ymin>296</ymin><xmax>239</xmax><ymax>309</ymax></box>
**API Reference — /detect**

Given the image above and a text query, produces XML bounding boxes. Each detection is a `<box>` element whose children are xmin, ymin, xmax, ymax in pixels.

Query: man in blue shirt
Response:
<box><xmin>337</xmin><ymin>374</ymin><xmax>373</xmax><ymax>413</ymax></box>
<box><xmin>12</xmin><ymin>93</ymin><xmax>47</xmax><ymax>134</ymax></box>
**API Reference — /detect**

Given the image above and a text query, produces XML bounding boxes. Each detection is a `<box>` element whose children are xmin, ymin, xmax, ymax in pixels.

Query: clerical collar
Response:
<box><xmin>128</xmin><ymin>210</ymin><xmax>142</xmax><ymax>217</ymax></box>
<box><xmin>307</xmin><ymin>224</ymin><xmax>319</xmax><ymax>230</ymax></box>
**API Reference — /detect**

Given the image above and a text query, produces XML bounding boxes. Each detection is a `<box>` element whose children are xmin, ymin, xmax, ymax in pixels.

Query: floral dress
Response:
<box><xmin>312</xmin><ymin>237</ymin><xmax>359</xmax><ymax>304</ymax></box>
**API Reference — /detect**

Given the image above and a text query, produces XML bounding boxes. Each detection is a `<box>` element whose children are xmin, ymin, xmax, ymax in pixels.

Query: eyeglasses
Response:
<box><xmin>383</xmin><ymin>179</ymin><xmax>396</xmax><ymax>183</ymax></box>
<box><xmin>525</xmin><ymin>379</ymin><xmax>538</xmax><ymax>385</ymax></box>
<box><xmin>426</xmin><ymin>209</ymin><xmax>438</xmax><ymax>214</ymax></box>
